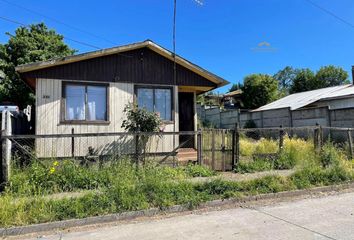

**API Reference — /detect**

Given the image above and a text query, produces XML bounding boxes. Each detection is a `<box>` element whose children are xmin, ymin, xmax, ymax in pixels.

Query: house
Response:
<box><xmin>222</xmin><ymin>89</ymin><xmax>243</xmax><ymax>109</ymax></box>
<box><xmin>241</xmin><ymin>84</ymin><xmax>354</xmax><ymax>128</ymax></box>
<box><xmin>15</xmin><ymin>40</ymin><xmax>228</xmax><ymax>158</ymax></box>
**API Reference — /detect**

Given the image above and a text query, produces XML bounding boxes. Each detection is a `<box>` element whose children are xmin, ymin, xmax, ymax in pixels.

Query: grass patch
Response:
<box><xmin>235</xmin><ymin>159</ymin><xmax>273</xmax><ymax>173</ymax></box>
<box><xmin>1</xmin><ymin>137</ymin><xmax>353</xmax><ymax>228</ymax></box>
<box><xmin>1</xmin><ymin>159</ymin><xmax>353</xmax><ymax>228</ymax></box>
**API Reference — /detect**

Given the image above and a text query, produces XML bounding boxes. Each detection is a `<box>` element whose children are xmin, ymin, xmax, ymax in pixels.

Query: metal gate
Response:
<box><xmin>202</xmin><ymin>129</ymin><xmax>234</xmax><ymax>171</ymax></box>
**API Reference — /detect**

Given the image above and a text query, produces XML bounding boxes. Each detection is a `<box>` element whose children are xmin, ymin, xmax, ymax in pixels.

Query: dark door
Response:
<box><xmin>178</xmin><ymin>92</ymin><xmax>195</xmax><ymax>148</ymax></box>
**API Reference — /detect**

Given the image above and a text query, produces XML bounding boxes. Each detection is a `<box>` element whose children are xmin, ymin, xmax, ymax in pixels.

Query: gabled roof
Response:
<box><xmin>253</xmin><ymin>84</ymin><xmax>353</xmax><ymax>112</ymax></box>
<box><xmin>15</xmin><ymin>40</ymin><xmax>228</xmax><ymax>87</ymax></box>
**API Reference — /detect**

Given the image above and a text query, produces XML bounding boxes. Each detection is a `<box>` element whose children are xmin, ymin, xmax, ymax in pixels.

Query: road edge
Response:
<box><xmin>1</xmin><ymin>181</ymin><xmax>354</xmax><ymax>237</ymax></box>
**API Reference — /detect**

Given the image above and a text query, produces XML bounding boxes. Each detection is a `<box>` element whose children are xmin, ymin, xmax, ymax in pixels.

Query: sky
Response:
<box><xmin>1</xmin><ymin>0</ymin><xmax>354</xmax><ymax>93</ymax></box>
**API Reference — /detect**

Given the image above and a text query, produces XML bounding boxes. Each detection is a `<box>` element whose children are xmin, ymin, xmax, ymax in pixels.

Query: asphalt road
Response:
<box><xmin>23</xmin><ymin>191</ymin><xmax>354</xmax><ymax>240</ymax></box>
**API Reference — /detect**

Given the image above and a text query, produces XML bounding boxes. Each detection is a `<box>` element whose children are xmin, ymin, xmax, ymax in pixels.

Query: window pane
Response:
<box><xmin>137</xmin><ymin>88</ymin><xmax>154</xmax><ymax>112</ymax></box>
<box><xmin>65</xmin><ymin>85</ymin><xmax>85</xmax><ymax>120</ymax></box>
<box><xmin>155</xmin><ymin>89</ymin><xmax>171</xmax><ymax>120</ymax></box>
<box><xmin>87</xmin><ymin>86</ymin><xmax>107</xmax><ymax>121</ymax></box>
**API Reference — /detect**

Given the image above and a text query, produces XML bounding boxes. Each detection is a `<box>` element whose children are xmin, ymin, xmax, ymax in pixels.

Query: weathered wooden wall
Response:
<box><xmin>35</xmin><ymin>79</ymin><xmax>179</xmax><ymax>158</ymax></box>
<box><xmin>22</xmin><ymin>48</ymin><xmax>216</xmax><ymax>88</ymax></box>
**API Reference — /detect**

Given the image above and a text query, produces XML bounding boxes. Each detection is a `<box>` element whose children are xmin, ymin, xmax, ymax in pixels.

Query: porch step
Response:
<box><xmin>177</xmin><ymin>148</ymin><xmax>197</xmax><ymax>164</ymax></box>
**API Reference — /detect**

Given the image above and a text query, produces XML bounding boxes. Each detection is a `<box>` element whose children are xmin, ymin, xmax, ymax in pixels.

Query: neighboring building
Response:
<box><xmin>16</xmin><ymin>40</ymin><xmax>228</xmax><ymax>157</ymax></box>
<box><xmin>222</xmin><ymin>89</ymin><xmax>243</xmax><ymax>109</ymax></box>
<box><xmin>241</xmin><ymin>84</ymin><xmax>354</xmax><ymax>129</ymax></box>
<box><xmin>254</xmin><ymin>84</ymin><xmax>354</xmax><ymax>112</ymax></box>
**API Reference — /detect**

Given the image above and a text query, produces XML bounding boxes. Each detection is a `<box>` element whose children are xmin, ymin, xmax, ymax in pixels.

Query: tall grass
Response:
<box><xmin>0</xmin><ymin>138</ymin><xmax>353</xmax><ymax>228</ymax></box>
<box><xmin>1</xmin><ymin>161</ymin><xmax>352</xmax><ymax>227</ymax></box>
<box><xmin>237</xmin><ymin>136</ymin><xmax>319</xmax><ymax>173</ymax></box>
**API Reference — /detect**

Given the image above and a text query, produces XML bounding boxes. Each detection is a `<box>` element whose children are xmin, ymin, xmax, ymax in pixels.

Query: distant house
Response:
<box><xmin>15</xmin><ymin>40</ymin><xmax>228</xmax><ymax>157</ymax></box>
<box><xmin>222</xmin><ymin>89</ymin><xmax>243</xmax><ymax>109</ymax></box>
<box><xmin>241</xmin><ymin>84</ymin><xmax>354</xmax><ymax>128</ymax></box>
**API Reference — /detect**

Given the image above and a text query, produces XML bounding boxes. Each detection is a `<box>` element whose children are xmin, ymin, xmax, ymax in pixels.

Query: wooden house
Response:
<box><xmin>16</xmin><ymin>40</ymin><xmax>228</xmax><ymax>158</ymax></box>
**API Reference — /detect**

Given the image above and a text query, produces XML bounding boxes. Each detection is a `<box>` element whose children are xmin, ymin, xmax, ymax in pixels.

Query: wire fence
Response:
<box><xmin>2</xmin><ymin>125</ymin><xmax>354</xmax><ymax>186</ymax></box>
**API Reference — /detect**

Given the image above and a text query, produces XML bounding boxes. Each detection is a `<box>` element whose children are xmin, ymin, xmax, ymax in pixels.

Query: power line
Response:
<box><xmin>0</xmin><ymin>0</ymin><xmax>117</xmax><ymax>45</ymax></box>
<box><xmin>305</xmin><ymin>0</ymin><xmax>354</xmax><ymax>30</ymax></box>
<box><xmin>0</xmin><ymin>16</ymin><xmax>101</xmax><ymax>50</ymax></box>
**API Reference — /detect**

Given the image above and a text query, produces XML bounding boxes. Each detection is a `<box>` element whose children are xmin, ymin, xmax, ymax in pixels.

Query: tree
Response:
<box><xmin>273</xmin><ymin>66</ymin><xmax>299</xmax><ymax>93</ymax></box>
<box><xmin>289</xmin><ymin>66</ymin><xmax>349</xmax><ymax>94</ymax></box>
<box><xmin>315</xmin><ymin>65</ymin><xmax>349</xmax><ymax>87</ymax></box>
<box><xmin>241</xmin><ymin>74</ymin><xmax>279</xmax><ymax>109</ymax></box>
<box><xmin>289</xmin><ymin>68</ymin><xmax>316</xmax><ymax>93</ymax></box>
<box><xmin>229</xmin><ymin>82</ymin><xmax>243</xmax><ymax>92</ymax></box>
<box><xmin>0</xmin><ymin>23</ymin><xmax>75</xmax><ymax>107</ymax></box>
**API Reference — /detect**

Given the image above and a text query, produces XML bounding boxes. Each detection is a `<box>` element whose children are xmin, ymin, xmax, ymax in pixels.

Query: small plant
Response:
<box><xmin>121</xmin><ymin>104</ymin><xmax>162</xmax><ymax>164</ymax></box>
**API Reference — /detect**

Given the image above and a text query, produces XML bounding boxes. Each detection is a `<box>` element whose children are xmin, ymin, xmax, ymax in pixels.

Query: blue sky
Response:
<box><xmin>1</xmin><ymin>0</ymin><xmax>354</xmax><ymax>93</ymax></box>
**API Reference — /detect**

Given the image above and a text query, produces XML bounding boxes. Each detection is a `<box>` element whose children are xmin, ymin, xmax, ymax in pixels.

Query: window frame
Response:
<box><xmin>61</xmin><ymin>81</ymin><xmax>109</xmax><ymax>125</ymax></box>
<box><xmin>134</xmin><ymin>85</ymin><xmax>174</xmax><ymax>123</ymax></box>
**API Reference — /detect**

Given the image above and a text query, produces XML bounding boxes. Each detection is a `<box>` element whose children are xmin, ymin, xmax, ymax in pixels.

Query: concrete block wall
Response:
<box><xmin>198</xmin><ymin>103</ymin><xmax>354</xmax><ymax>130</ymax></box>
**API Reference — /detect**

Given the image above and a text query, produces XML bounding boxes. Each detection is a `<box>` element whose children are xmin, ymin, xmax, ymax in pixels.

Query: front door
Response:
<box><xmin>178</xmin><ymin>92</ymin><xmax>195</xmax><ymax>148</ymax></box>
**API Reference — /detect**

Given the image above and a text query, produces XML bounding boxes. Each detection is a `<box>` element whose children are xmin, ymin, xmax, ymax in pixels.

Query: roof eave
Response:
<box><xmin>16</xmin><ymin>40</ymin><xmax>229</xmax><ymax>87</ymax></box>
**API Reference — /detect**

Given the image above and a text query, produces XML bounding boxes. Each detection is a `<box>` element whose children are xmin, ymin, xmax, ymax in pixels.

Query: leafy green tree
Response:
<box><xmin>289</xmin><ymin>68</ymin><xmax>316</xmax><ymax>93</ymax></box>
<box><xmin>241</xmin><ymin>74</ymin><xmax>279</xmax><ymax>109</ymax></box>
<box><xmin>273</xmin><ymin>66</ymin><xmax>299</xmax><ymax>93</ymax></box>
<box><xmin>289</xmin><ymin>66</ymin><xmax>349</xmax><ymax>94</ymax></box>
<box><xmin>315</xmin><ymin>65</ymin><xmax>349</xmax><ymax>87</ymax></box>
<box><xmin>229</xmin><ymin>82</ymin><xmax>243</xmax><ymax>92</ymax></box>
<box><xmin>0</xmin><ymin>23</ymin><xmax>75</xmax><ymax>107</ymax></box>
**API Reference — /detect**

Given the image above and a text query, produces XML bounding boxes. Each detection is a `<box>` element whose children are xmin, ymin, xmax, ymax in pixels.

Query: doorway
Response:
<box><xmin>178</xmin><ymin>92</ymin><xmax>195</xmax><ymax>148</ymax></box>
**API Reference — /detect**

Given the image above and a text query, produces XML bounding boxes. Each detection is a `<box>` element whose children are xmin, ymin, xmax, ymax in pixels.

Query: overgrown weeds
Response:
<box><xmin>0</xmin><ymin>161</ymin><xmax>353</xmax><ymax>227</ymax></box>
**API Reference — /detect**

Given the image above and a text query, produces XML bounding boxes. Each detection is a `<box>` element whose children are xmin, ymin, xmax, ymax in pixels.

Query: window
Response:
<box><xmin>63</xmin><ymin>83</ymin><xmax>108</xmax><ymax>122</ymax></box>
<box><xmin>136</xmin><ymin>86</ymin><xmax>172</xmax><ymax>121</ymax></box>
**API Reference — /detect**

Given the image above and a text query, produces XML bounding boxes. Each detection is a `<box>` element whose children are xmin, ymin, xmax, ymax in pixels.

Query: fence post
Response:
<box><xmin>319</xmin><ymin>125</ymin><xmax>323</xmax><ymax>149</ymax></box>
<box><xmin>348</xmin><ymin>129</ymin><xmax>353</xmax><ymax>159</ymax></box>
<box><xmin>71</xmin><ymin>128</ymin><xmax>75</xmax><ymax>158</ymax></box>
<box><xmin>279</xmin><ymin>125</ymin><xmax>284</xmax><ymax>152</ymax></box>
<box><xmin>221</xmin><ymin>129</ymin><xmax>225</xmax><ymax>171</ymax></box>
<box><xmin>135</xmin><ymin>133</ymin><xmax>140</xmax><ymax>166</ymax></box>
<box><xmin>1</xmin><ymin>110</ymin><xmax>12</xmax><ymax>186</ymax></box>
<box><xmin>197</xmin><ymin>128</ymin><xmax>202</xmax><ymax>165</ymax></box>
<box><xmin>232</xmin><ymin>122</ymin><xmax>239</xmax><ymax>170</ymax></box>
<box><xmin>211</xmin><ymin>129</ymin><xmax>215</xmax><ymax>170</ymax></box>
<box><xmin>314</xmin><ymin>123</ymin><xmax>321</xmax><ymax>152</ymax></box>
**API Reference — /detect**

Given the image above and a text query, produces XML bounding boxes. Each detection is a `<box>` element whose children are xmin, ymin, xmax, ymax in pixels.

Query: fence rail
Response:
<box><xmin>2</xmin><ymin>125</ymin><xmax>354</xmax><ymax>187</ymax></box>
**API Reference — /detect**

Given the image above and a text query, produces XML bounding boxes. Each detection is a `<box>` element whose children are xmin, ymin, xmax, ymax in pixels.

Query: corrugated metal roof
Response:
<box><xmin>253</xmin><ymin>84</ymin><xmax>353</xmax><ymax>112</ymax></box>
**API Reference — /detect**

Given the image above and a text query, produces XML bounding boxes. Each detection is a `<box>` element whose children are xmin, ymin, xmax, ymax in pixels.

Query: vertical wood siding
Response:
<box><xmin>35</xmin><ymin>79</ymin><xmax>178</xmax><ymax>158</ymax></box>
